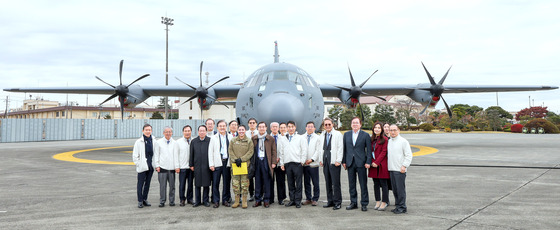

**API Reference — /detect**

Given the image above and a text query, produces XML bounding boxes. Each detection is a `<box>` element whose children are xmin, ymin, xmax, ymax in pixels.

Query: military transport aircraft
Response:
<box><xmin>4</xmin><ymin>41</ymin><xmax>558</xmax><ymax>133</ymax></box>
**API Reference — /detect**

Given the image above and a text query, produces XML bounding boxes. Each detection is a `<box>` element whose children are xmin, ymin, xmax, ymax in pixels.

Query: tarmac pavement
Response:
<box><xmin>1</xmin><ymin>133</ymin><xmax>559</xmax><ymax>229</ymax></box>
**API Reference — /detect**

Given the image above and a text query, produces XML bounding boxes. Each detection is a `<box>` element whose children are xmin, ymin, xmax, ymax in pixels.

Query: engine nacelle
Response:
<box><xmin>121</xmin><ymin>85</ymin><xmax>150</xmax><ymax>108</ymax></box>
<box><xmin>198</xmin><ymin>88</ymin><xmax>217</xmax><ymax>110</ymax></box>
<box><xmin>337</xmin><ymin>90</ymin><xmax>359</xmax><ymax>108</ymax></box>
<box><xmin>407</xmin><ymin>88</ymin><xmax>440</xmax><ymax>111</ymax></box>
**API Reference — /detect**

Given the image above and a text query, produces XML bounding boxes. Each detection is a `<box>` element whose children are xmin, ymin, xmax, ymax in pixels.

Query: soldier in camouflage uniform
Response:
<box><xmin>228</xmin><ymin>125</ymin><xmax>254</xmax><ymax>208</ymax></box>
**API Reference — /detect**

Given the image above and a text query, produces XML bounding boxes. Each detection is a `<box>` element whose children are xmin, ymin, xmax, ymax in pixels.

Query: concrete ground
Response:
<box><xmin>1</xmin><ymin>133</ymin><xmax>559</xmax><ymax>229</ymax></box>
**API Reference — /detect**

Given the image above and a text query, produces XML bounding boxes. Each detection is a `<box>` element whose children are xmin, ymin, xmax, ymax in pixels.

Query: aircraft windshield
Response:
<box><xmin>244</xmin><ymin>64</ymin><xmax>317</xmax><ymax>87</ymax></box>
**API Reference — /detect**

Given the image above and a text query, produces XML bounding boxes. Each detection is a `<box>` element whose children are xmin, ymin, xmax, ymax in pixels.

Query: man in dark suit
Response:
<box><xmin>342</xmin><ymin>117</ymin><xmax>372</xmax><ymax>211</ymax></box>
<box><xmin>251</xmin><ymin>122</ymin><xmax>277</xmax><ymax>208</ymax></box>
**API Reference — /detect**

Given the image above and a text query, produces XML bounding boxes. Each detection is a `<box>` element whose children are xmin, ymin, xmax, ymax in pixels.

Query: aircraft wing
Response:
<box><xmin>3</xmin><ymin>85</ymin><xmax>242</xmax><ymax>98</ymax></box>
<box><xmin>319</xmin><ymin>84</ymin><xmax>557</xmax><ymax>97</ymax></box>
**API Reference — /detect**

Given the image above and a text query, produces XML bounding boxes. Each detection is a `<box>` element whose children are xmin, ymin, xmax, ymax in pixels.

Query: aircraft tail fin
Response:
<box><xmin>274</xmin><ymin>41</ymin><xmax>280</xmax><ymax>63</ymax></box>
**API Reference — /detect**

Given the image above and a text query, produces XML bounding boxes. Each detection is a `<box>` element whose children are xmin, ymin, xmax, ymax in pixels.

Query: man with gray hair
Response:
<box><xmin>387</xmin><ymin>124</ymin><xmax>412</xmax><ymax>214</ymax></box>
<box><xmin>154</xmin><ymin>126</ymin><xmax>180</xmax><ymax>207</ymax></box>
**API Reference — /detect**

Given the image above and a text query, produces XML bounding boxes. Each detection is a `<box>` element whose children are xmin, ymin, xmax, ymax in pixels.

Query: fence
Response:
<box><xmin>0</xmin><ymin>119</ymin><xmax>204</xmax><ymax>143</ymax></box>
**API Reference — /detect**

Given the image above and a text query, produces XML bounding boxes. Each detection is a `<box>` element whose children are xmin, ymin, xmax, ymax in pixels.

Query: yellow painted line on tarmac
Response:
<box><xmin>53</xmin><ymin>146</ymin><xmax>134</xmax><ymax>165</ymax></box>
<box><xmin>411</xmin><ymin>145</ymin><xmax>438</xmax><ymax>156</ymax></box>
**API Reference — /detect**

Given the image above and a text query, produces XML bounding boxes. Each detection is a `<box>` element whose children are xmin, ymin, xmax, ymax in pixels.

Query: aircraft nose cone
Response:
<box><xmin>258</xmin><ymin>93</ymin><xmax>304</xmax><ymax>124</ymax></box>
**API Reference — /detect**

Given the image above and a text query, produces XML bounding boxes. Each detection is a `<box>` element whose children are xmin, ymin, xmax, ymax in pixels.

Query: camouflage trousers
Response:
<box><xmin>231</xmin><ymin>174</ymin><xmax>249</xmax><ymax>196</ymax></box>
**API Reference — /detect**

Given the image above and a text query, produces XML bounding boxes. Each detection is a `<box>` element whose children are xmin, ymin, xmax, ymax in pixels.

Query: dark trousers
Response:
<box><xmin>285</xmin><ymin>162</ymin><xmax>303</xmax><ymax>203</ymax></box>
<box><xmin>255</xmin><ymin>158</ymin><xmax>271</xmax><ymax>202</ymax></box>
<box><xmin>323</xmin><ymin>164</ymin><xmax>342</xmax><ymax>205</ymax></box>
<box><xmin>303</xmin><ymin>166</ymin><xmax>320</xmax><ymax>201</ymax></box>
<box><xmin>271</xmin><ymin>166</ymin><xmax>286</xmax><ymax>203</ymax></box>
<box><xmin>158</xmin><ymin>169</ymin><xmax>176</xmax><ymax>204</ymax></box>
<box><xmin>372</xmin><ymin>178</ymin><xmax>390</xmax><ymax>203</ymax></box>
<box><xmin>390</xmin><ymin>171</ymin><xmax>407</xmax><ymax>211</ymax></box>
<box><xmin>347</xmin><ymin>165</ymin><xmax>369</xmax><ymax>206</ymax></box>
<box><xmin>249</xmin><ymin>176</ymin><xmax>254</xmax><ymax>197</ymax></box>
<box><xmin>137</xmin><ymin>168</ymin><xmax>154</xmax><ymax>202</ymax></box>
<box><xmin>178</xmin><ymin>169</ymin><xmax>194</xmax><ymax>202</ymax></box>
<box><xmin>212</xmin><ymin>161</ymin><xmax>232</xmax><ymax>203</ymax></box>
<box><xmin>195</xmin><ymin>186</ymin><xmax>210</xmax><ymax>204</ymax></box>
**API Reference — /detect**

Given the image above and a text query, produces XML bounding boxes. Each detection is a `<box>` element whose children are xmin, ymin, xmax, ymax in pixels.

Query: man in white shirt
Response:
<box><xmin>228</xmin><ymin>120</ymin><xmax>239</xmax><ymax>137</ymax></box>
<box><xmin>154</xmin><ymin>126</ymin><xmax>180</xmax><ymax>207</ymax></box>
<box><xmin>302</xmin><ymin>121</ymin><xmax>320</xmax><ymax>206</ymax></box>
<box><xmin>177</xmin><ymin>125</ymin><xmax>193</xmax><ymax>206</ymax></box>
<box><xmin>279</xmin><ymin>122</ymin><xmax>288</xmax><ymax>136</ymax></box>
<box><xmin>206</xmin><ymin>118</ymin><xmax>216</xmax><ymax>137</ymax></box>
<box><xmin>317</xmin><ymin>118</ymin><xmax>344</xmax><ymax>210</ymax></box>
<box><xmin>245</xmin><ymin>117</ymin><xmax>258</xmax><ymax>201</ymax></box>
<box><xmin>208</xmin><ymin>120</ymin><xmax>234</xmax><ymax>208</ymax></box>
<box><xmin>279</xmin><ymin>121</ymin><xmax>307</xmax><ymax>208</ymax></box>
<box><xmin>387</xmin><ymin>124</ymin><xmax>412</xmax><ymax>214</ymax></box>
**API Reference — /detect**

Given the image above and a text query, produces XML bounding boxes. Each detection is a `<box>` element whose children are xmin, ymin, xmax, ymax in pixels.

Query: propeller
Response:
<box><xmin>175</xmin><ymin>61</ymin><xmax>230</xmax><ymax>119</ymax></box>
<box><xmin>333</xmin><ymin>65</ymin><xmax>386</xmax><ymax>121</ymax></box>
<box><xmin>96</xmin><ymin>60</ymin><xmax>149</xmax><ymax>120</ymax></box>
<box><xmin>419</xmin><ymin>62</ymin><xmax>453</xmax><ymax>117</ymax></box>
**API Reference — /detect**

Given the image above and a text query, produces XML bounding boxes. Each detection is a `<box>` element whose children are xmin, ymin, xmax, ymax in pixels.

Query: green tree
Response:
<box><xmin>486</xmin><ymin>109</ymin><xmax>504</xmax><ymax>131</ymax></box>
<box><xmin>157</xmin><ymin>97</ymin><xmax>171</xmax><ymax>109</ymax></box>
<box><xmin>371</xmin><ymin>104</ymin><xmax>396</xmax><ymax>125</ymax></box>
<box><xmin>328</xmin><ymin>105</ymin><xmax>343</xmax><ymax>127</ymax></box>
<box><xmin>150</xmin><ymin>111</ymin><xmax>164</xmax><ymax>119</ymax></box>
<box><xmin>466</xmin><ymin>105</ymin><xmax>483</xmax><ymax>116</ymax></box>
<box><xmin>356</xmin><ymin>104</ymin><xmax>372</xmax><ymax>129</ymax></box>
<box><xmin>339</xmin><ymin>108</ymin><xmax>356</xmax><ymax>130</ymax></box>
<box><xmin>103</xmin><ymin>114</ymin><xmax>111</xmax><ymax>119</ymax></box>
<box><xmin>486</xmin><ymin>106</ymin><xmax>513</xmax><ymax>119</ymax></box>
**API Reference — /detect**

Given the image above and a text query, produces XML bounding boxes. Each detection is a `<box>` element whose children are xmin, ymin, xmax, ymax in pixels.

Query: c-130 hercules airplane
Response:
<box><xmin>4</xmin><ymin>41</ymin><xmax>558</xmax><ymax>133</ymax></box>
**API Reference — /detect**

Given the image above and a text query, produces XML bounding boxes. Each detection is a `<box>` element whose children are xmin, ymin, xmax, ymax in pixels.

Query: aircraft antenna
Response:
<box><xmin>274</xmin><ymin>41</ymin><xmax>280</xmax><ymax>63</ymax></box>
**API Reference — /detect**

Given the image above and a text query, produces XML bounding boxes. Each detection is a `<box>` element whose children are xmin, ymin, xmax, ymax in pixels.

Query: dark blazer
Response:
<box><xmin>368</xmin><ymin>136</ymin><xmax>390</xmax><ymax>179</ymax></box>
<box><xmin>342</xmin><ymin>130</ymin><xmax>372</xmax><ymax>168</ymax></box>
<box><xmin>252</xmin><ymin>135</ymin><xmax>278</xmax><ymax>177</ymax></box>
<box><xmin>189</xmin><ymin>136</ymin><xmax>212</xmax><ymax>187</ymax></box>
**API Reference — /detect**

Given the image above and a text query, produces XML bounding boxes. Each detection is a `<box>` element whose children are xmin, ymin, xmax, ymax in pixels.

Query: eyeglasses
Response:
<box><xmin>389</xmin><ymin>129</ymin><xmax>398</xmax><ymax>132</ymax></box>
<box><xmin>249</xmin><ymin>122</ymin><xmax>256</xmax><ymax>124</ymax></box>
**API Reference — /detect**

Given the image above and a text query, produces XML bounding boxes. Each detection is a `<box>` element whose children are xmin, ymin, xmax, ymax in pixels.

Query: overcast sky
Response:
<box><xmin>1</xmin><ymin>0</ymin><xmax>559</xmax><ymax>113</ymax></box>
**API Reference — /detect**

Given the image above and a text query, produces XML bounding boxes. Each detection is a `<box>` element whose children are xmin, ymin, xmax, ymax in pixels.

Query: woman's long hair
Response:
<box><xmin>371</xmin><ymin>121</ymin><xmax>386</xmax><ymax>145</ymax></box>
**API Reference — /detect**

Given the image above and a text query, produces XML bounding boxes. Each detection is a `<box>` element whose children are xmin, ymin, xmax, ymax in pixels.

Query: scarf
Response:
<box><xmin>257</xmin><ymin>132</ymin><xmax>267</xmax><ymax>153</ymax></box>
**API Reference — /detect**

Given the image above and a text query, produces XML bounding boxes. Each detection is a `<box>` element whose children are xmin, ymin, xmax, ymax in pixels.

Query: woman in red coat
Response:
<box><xmin>368</xmin><ymin>122</ymin><xmax>390</xmax><ymax>211</ymax></box>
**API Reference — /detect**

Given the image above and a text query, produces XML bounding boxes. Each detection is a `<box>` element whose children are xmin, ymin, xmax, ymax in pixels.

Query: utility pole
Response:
<box><xmin>3</xmin><ymin>96</ymin><xmax>8</xmax><ymax>118</ymax></box>
<box><xmin>161</xmin><ymin>16</ymin><xmax>174</xmax><ymax>119</ymax></box>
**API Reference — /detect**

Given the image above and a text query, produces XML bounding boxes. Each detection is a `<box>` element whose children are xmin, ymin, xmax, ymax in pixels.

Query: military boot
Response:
<box><xmin>232</xmin><ymin>195</ymin><xmax>240</xmax><ymax>208</ymax></box>
<box><xmin>242</xmin><ymin>194</ymin><xmax>248</xmax><ymax>209</ymax></box>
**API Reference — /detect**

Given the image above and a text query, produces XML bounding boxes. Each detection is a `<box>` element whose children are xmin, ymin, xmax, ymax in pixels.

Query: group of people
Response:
<box><xmin>132</xmin><ymin>116</ymin><xmax>412</xmax><ymax>214</ymax></box>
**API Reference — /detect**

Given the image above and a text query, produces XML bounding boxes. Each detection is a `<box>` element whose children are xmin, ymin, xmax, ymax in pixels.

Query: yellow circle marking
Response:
<box><xmin>411</xmin><ymin>145</ymin><xmax>438</xmax><ymax>156</ymax></box>
<box><xmin>53</xmin><ymin>144</ymin><xmax>438</xmax><ymax>165</ymax></box>
<box><xmin>53</xmin><ymin>146</ymin><xmax>134</xmax><ymax>165</ymax></box>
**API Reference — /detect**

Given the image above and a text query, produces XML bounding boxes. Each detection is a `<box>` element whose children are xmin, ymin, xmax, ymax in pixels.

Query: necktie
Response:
<box><xmin>289</xmin><ymin>135</ymin><xmax>292</xmax><ymax>142</ymax></box>
<box><xmin>274</xmin><ymin>135</ymin><xmax>277</xmax><ymax>144</ymax></box>
<box><xmin>307</xmin><ymin>134</ymin><xmax>311</xmax><ymax>144</ymax></box>
<box><xmin>326</xmin><ymin>133</ymin><xmax>330</xmax><ymax>146</ymax></box>
<box><xmin>187</xmin><ymin>138</ymin><xmax>190</xmax><ymax>144</ymax></box>
<box><xmin>167</xmin><ymin>140</ymin><xmax>170</xmax><ymax>144</ymax></box>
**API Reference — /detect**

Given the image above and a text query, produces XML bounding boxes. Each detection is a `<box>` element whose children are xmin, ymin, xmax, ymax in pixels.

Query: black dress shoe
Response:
<box><xmin>278</xmin><ymin>200</ymin><xmax>285</xmax><ymax>205</ymax></box>
<box><xmin>391</xmin><ymin>208</ymin><xmax>396</xmax><ymax>213</ymax></box>
<box><xmin>169</xmin><ymin>203</ymin><xmax>175</xmax><ymax>206</ymax></box>
<box><xmin>138</xmin><ymin>202</ymin><xmax>143</xmax><ymax>208</ymax></box>
<box><xmin>361</xmin><ymin>206</ymin><xmax>368</xmax><ymax>212</ymax></box>
<box><xmin>296</xmin><ymin>202</ymin><xmax>302</xmax><ymax>208</ymax></box>
<box><xmin>346</xmin><ymin>203</ymin><xmax>358</xmax><ymax>210</ymax></box>
<box><xmin>333</xmin><ymin>204</ymin><xmax>341</xmax><ymax>210</ymax></box>
<box><xmin>264</xmin><ymin>202</ymin><xmax>270</xmax><ymax>208</ymax></box>
<box><xmin>192</xmin><ymin>203</ymin><xmax>201</xmax><ymax>207</ymax></box>
<box><xmin>394</xmin><ymin>209</ymin><xmax>407</xmax><ymax>214</ymax></box>
<box><xmin>204</xmin><ymin>202</ymin><xmax>211</xmax><ymax>207</ymax></box>
<box><xmin>248</xmin><ymin>195</ymin><xmax>255</xmax><ymax>202</ymax></box>
<box><xmin>187</xmin><ymin>200</ymin><xmax>194</xmax><ymax>205</ymax></box>
<box><xmin>285</xmin><ymin>201</ymin><xmax>295</xmax><ymax>207</ymax></box>
<box><xmin>213</xmin><ymin>202</ymin><xmax>219</xmax><ymax>208</ymax></box>
<box><xmin>323</xmin><ymin>203</ymin><xmax>334</xmax><ymax>208</ymax></box>
<box><xmin>222</xmin><ymin>201</ymin><xmax>231</xmax><ymax>207</ymax></box>
<box><xmin>253</xmin><ymin>201</ymin><xmax>261</xmax><ymax>207</ymax></box>
<box><xmin>158</xmin><ymin>203</ymin><xmax>165</xmax><ymax>208</ymax></box>
<box><xmin>143</xmin><ymin>200</ymin><xmax>151</xmax><ymax>206</ymax></box>
<box><xmin>180</xmin><ymin>200</ymin><xmax>185</xmax><ymax>206</ymax></box>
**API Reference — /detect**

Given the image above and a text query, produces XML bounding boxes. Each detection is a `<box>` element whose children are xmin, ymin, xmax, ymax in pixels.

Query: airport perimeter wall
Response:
<box><xmin>0</xmin><ymin>119</ymin><xmax>204</xmax><ymax>143</ymax></box>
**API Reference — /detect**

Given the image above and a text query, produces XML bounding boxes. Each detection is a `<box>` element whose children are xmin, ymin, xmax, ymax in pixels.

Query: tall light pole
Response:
<box><xmin>161</xmin><ymin>16</ymin><xmax>174</xmax><ymax>119</ymax></box>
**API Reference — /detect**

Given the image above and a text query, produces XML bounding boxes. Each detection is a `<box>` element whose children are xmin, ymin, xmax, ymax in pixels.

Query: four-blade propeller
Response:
<box><xmin>96</xmin><ymin>60</ymin><xmax>149</xmax><ymax>120</ymax></box>
<box><xmin>175</xmin><ymin>61</ymin><xmax>230</xmax><ymax>117</ymax></box>
<box><xmin>333</xmin><ymin>65</ymin><xmax>386</xmax><ymax>120</ymax></box>
<box><xmin>419</xmin><ymin>62</ymin><xmax>453</xmax><ymax>117</ymax></box>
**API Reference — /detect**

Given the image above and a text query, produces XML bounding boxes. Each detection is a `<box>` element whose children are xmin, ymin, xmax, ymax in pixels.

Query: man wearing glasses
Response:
<box><xmin>154</xmin><ymin>127</ymin><xmax>180</xmax><ymax>207</ymax></box>
<box><xmin>387</xmin><ymin>124</ymin><xmax>412</xmax><ymax>214</ymax></box>
<box><xmin>317</xmin><ymin>118</ymin><xmax>344</xmax><ymax>210</ymax></box>
<box><xmin>342</xmin><ymin>117</ymin><xmax>372</xmax><ymax>212</ymax></box>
